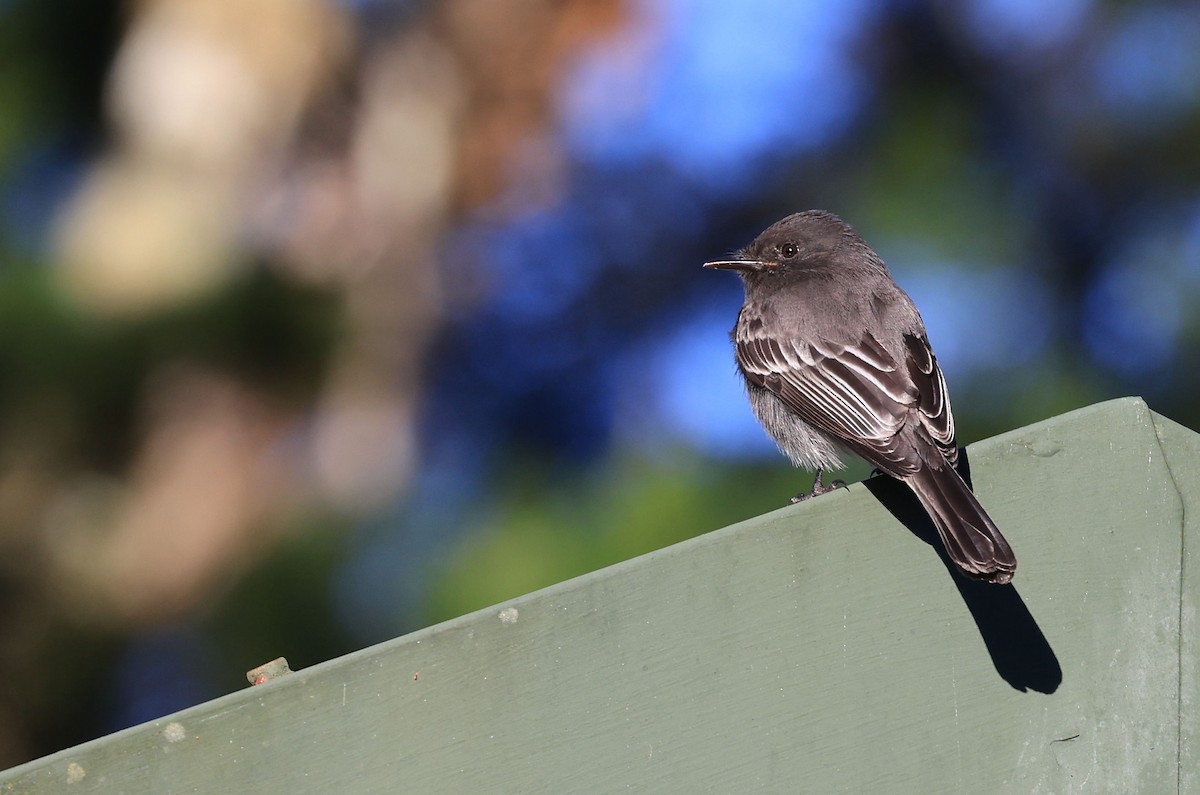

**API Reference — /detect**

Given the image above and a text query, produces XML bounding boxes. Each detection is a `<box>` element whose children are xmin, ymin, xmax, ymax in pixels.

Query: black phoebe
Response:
<box><xmin>705</xmin><ymin>210</ymin><xmax>1016</xmax><ymax>584</ymax></box>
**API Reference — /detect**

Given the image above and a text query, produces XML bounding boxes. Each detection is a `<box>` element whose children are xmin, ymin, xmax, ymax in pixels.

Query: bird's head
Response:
<box><xmin>704</xmin><ymin>210</ymin><xmax>869</xmax><ymax>281</ymax></box>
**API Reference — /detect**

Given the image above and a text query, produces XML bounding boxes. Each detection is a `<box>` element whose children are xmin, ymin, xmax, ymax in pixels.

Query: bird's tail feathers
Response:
<box><xmin>905</xmin><ymin>466</ymin><xmax>1016</xmax><ymax>584</ymax></box>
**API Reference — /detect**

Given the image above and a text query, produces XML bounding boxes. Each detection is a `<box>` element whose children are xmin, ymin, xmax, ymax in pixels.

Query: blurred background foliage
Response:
<box><xmin>1</xmin><ymin>0</ymin><xmax>1199</xmax><ymax>766</ymax></box>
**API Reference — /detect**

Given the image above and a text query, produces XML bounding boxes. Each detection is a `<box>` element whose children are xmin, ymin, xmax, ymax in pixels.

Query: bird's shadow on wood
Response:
<box><xmin>862</xmin><ymin>450</ymin><xmax>1062</xmax><ymax>694</ymax></box>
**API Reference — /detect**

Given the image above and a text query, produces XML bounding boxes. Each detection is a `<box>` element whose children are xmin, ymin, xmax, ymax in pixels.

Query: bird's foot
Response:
<box><xmin>788</xmin><ymin>470</ymin><xmax>846</xmax><ymax>503</ymax></box>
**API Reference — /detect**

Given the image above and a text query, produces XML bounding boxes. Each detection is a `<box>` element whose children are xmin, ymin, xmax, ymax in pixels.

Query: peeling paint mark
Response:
<box><xmin>498</xmin><ymin>607</ymin><xmax>519</xmax><ymax>625</ymax></box>
<box><xmin>66</xmin><ymin>762</ymin><xmax>85</xmax><ymax>784</ymax></box>
<box><xmin>1030</xmin><ymin>439</ymin><xmax>1062</xmax><ymax>458</ymax></box>
<box><xmin>163</xmin><ymin>722</ymin><xmax>186</xmax><ymax>743</ymax></box>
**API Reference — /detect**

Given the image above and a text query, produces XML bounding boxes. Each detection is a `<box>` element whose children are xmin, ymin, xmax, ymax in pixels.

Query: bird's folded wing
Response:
<box><xmin>735</xmin><ymin>328</ymin><xmax>956</xmax><ymax>474</ymax></box>
<box><xmin>901</xmin><ymin>332</ymin><xmax>957</xmax><ymax>466</ymax></box>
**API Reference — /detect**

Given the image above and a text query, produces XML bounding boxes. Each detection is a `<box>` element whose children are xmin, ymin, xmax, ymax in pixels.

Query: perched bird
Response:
<box><xmin>705</xmin><ymin>210</ymin><xmax>1016</xmax><ymax>584</ymax></box>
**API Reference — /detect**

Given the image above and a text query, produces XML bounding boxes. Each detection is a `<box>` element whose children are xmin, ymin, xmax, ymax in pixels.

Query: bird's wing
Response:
<box><xmin>735</xmin><ymin>323</ymin><xmax>956</xmax><ymax>475</ymax></box>
<box><xmin>901</xmin><ymin>332</ymin><xmax>957</xmax><ymax>466</ymax></box>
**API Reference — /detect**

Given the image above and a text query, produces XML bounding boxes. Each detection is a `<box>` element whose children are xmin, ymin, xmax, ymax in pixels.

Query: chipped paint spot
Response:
<box><xmin>163</xmin><ymin>722</ymin><xmax>187</xmax><ymax>743</ymax></box>
<box><xmin>498</xmin><ymin>607</ymin><xmax>519</xmax><ymax>624</ymax></box>
<box><xmin>66</xmin><ymin>762</ymin><xmax>85</xmax><ymax>784</ymax></box>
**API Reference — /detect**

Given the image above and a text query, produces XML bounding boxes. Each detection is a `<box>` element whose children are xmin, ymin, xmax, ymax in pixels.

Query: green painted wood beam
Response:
<box><xmin>2</xmin><ymin>397</ymin><xmax>1196</xmax><ymax>793</ymax></box>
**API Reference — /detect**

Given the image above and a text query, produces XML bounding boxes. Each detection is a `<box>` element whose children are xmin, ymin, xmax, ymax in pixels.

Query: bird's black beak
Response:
<box><xmin>703</xmin><ymin>257</ymin><xmax>767</xmax><ymax>272</ymax></box>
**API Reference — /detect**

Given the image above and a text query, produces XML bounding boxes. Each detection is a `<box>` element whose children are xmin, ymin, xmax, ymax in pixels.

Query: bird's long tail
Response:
<box><xmin>904</xmin><ymin>466</ymin><xmax>1016</xmax><ymax>584</ymax></box>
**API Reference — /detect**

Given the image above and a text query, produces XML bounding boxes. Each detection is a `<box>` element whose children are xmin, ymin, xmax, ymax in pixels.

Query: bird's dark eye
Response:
<box><xmin>779</xmin><ymin>242</ymin><xmax>799</xmax><ymax>259</ymax></box>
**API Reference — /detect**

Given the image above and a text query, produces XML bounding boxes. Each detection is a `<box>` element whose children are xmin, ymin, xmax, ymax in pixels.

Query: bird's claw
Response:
<box><xmin>789</xmin><ymin>475</ymin><xmax>846</xmax><ymax>503</ymax></box>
